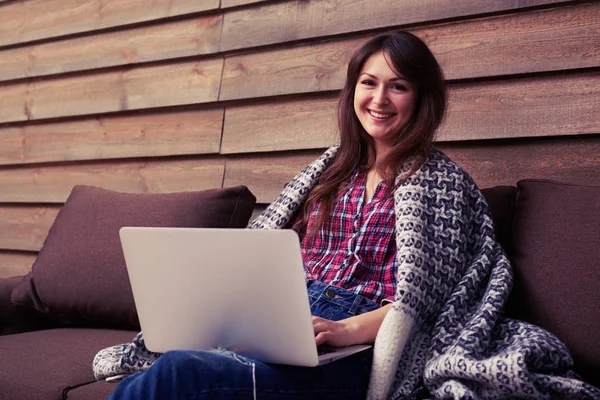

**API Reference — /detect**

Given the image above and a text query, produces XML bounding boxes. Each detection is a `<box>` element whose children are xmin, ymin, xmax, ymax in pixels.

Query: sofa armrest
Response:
<box><xmin>0</xmin><ymin>275</ymin><xmax>57</xmax><ymax>335</ymax></box>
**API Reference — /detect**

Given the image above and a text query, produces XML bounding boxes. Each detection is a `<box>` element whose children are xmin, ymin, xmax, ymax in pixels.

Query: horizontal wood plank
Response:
<box><xmin>220</xmin><ymin>38</ymin><xmax>360</xmax><ymax>100</ymax></box>
<box><xmin>221</xmin><ymin>72</ymin><xmax>600</xmax><ymax>153</ymax></box>
<box><xmin>423</xmin><ymin>2</ymin><xmax>600</xmax><ymax>79</ymax></box>
<box><xmin>438</xmin><ymin>137</ymin><xmax>600</xmax><ymax>189</ymax></box>
<box><xmin>224</xmin><ymin>136</ymin><xmax>600</xmax><ymax>203</ymax></box>
<box><xmin>438</xmin><ymin>71</ymin><xmax>600</xmax><ymax>141</ymax></box>
<box><xmin>224</xmin><ymin>152</ymin><xmax>320</xmax><ymax>203</ymax></box>
<box><xmin>0</xmin><ymin>251</ymin><xmax>36</xmax><ymax>278</ymax></box>
<box><xmin>220</xmin><ymin>2</ymin><xmax>600</xmax><ymax>100</ymax></box>
<box><xmin>0</xmin><ymin>15</ymin><xmax>222</xmax><ymax>82</ymax></box>
<box><xmin>0</xmin><ymin>108</ymin><xmax>224</xmax><ymax>165</ymax></box>
<box><xmin>0</xmin><ymin>0</ymin><xmax>220</xmax><ymax>48</ymax></box>
<box><xmin>0</xmin><ymin>206</ymin><xmax>59</xmax><ymax>251</ymax></box>
<box><xmin>222</xmin><ymin>96</ymin><xmax>339</xmax><ymax>153</ymax></box>
<box><xmin>220</xmin><ymin>0</ymin><xmax>570</xmax><ymax>51</ymax></box>
<box><xmin>0</xmin><ymin>158</ymin><xmax>225</xmax><ymax>203</ymax></box>
<box><xmin>221</xmin><ymin>0</ymin><xmax>271</xmax><ymax>8</ymax></box>
<box><xmin>0</xmin><ymin>58</ymin><xmax>223</xmax><ymax>124</ymax></box>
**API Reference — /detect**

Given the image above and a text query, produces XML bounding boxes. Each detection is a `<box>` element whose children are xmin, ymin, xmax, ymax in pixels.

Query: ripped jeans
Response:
<box><xmin>107</xmin><ymin>280</ymin><xmax>380</xmax><ymax>400</ymax></box>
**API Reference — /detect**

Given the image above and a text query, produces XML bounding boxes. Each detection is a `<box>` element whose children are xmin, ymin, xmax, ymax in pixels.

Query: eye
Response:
<box><xmin>392</xmin><ymin>83</ymin><xmax>408</xmax><ymax>91</ymax></box>
<box><xmin>360</xmin><ymin>79</ymin><xmax>376</xmax><ymax>87</ymax></box>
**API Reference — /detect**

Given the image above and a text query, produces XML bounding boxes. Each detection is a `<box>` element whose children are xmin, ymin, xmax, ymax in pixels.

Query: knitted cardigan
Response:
<box><xmin>94</xmin><ymin>146</ymin><xmax>599</xmax><ymax>399</ymax></box>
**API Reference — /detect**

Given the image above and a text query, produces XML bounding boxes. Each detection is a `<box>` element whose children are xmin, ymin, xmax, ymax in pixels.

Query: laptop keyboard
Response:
<box><xmin>317</xmin><ymin>346</ymin><xmax>337</xmax><ymax>355</ymax></box>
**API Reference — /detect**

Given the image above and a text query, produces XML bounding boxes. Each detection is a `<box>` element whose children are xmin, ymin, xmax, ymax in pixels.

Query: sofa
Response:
<box><xmin>0</xmin><ymin>179</ymin><xmax>598</xmax><ymax>399</ymax></box>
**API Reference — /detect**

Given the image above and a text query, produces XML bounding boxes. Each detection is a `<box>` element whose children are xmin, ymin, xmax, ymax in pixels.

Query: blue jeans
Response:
<box><xmin>108</xmin><ymin>280</ymin><xmax>380</xmax><ymax>399</ymax></box>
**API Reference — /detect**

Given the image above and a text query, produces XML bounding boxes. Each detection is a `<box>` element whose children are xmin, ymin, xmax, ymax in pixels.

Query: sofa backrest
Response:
<box><xmin>484</xmin><ymin>179</ymin><xmax>600</xmax><ymax>387</ymax></box>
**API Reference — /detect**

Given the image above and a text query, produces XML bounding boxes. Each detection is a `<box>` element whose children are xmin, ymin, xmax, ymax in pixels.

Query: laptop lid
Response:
<box><xmin>120</xmin><ymin>227</ymin><xmax>326</xmax><ymax>366</ymax></box>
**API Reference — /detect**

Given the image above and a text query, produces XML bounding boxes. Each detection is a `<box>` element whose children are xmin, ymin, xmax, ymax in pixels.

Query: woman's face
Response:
<box><xmin>353</xmin><ymin>51</ymin><xmax>417</xmax><ymax>155</ymax></box>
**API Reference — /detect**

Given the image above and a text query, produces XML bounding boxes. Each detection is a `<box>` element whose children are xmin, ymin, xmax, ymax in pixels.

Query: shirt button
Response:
<box><xmin>325</xmin><ymin>289</ymin><xmax>336</xmax><ymax>298</ymax></box>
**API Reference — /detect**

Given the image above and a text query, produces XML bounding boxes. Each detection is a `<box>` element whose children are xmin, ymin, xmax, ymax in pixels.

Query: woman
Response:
<box><xmin>96</xmin><ymin>31</ymin><xmax>598</xmax><ymax>400</ymax></box>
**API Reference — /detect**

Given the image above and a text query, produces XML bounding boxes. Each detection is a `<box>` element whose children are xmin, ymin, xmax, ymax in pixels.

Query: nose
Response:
<box><xmin>372</xmin><ymin>86</ymin><xmax>389</xmax><ymax>105</ymax></box>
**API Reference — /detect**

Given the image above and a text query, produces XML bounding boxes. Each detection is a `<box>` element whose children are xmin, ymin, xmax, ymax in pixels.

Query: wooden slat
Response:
<box><xmin>0</xmin><ymin>15</ymin><xmax>222</xmax><ymax>82</ymax></box>
<box><xmin>438</xmin><ymin>137</ymin><xmax>600</xmax><ymax>189</ymax></box>
<box><xmin>223</xmin><ymin>136</ymin><xmax>600</xmax><ymax>203</ymax></box>
<box><xmin>224</xmin><ymin>151</ymin><xmax>324</xmax><ymax>203</ymax></box>
<box><xmin>0</xmin><ymin>0</ymin><xmax>220</xmax><ymax>48</ymax></box>
<box><xmin>0</xmin><ymin>108</ymin><xmax>224</xmax><ymax>166</ymax></box>
<box><xmin>220</xmin><ymin>0</ymin><xmax>570</xmax><ymax>51</ymax></box>
<box><xmin>221</xmin><ymin>72</ymin><xmax>600</xmax><ymax>153</ymax></box>
<box><xmin>0</xmin><ymin>206</ymin><xmax>59</xmax><ymax>251</ymax></box>
<box><xmin>221</xmin><ymin>0</ymin><xmax>271</xmax><ymax>8</ymax></box>
<box><xmin>220</xmin><ymin>38</ymin><xmax>360</xmax><ymax>100</ymax></box>
<box><xmin>0</xmin><ymin>158</ymin><xmax>225</xmax><ymax>203</ymax></box>
<box><xmin>0</xmin><ymin>251</ymin><xmax>36</xmax><ymax>278</ymax></box>
<box><xmin>0</xmin><ymin>58</ymin><xmax>223</xmax><ymax>124</ymax></box>
<box><xmin>439</xmin><ymin>72</ymin><xmax>600</xmax><ymax>141</ymax></box>
<box><xmin>220</xmin><ymin>2</ymin><xmax>599</xmax><ymax>100</ymax></box>
<box><xmin>424</xmin><ymin>2</ymin><xmax>600</xmax><ymax>79</ymax></box>
<box><xmin>222</xmin><ymin>96</ymin><xmax>339</xmax><ymax>153</ymax></box>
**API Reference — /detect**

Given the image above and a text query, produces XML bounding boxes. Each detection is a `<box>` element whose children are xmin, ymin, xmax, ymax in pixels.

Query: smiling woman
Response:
<box><xmin>353</xmin><ymin>51</ymin><xmax>417</xmax><ymax>156</ymax></box>
<box><xmin>96</xmin><ymin>31</ymin><xmax>599</xmax><ymax>400</ymax></box>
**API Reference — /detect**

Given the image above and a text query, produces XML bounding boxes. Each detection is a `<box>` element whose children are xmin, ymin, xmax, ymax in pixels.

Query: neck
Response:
<box><xmin>373</xmin><ymin>142</ymin><xmax>392</xmax><ymax>164</ymax></box>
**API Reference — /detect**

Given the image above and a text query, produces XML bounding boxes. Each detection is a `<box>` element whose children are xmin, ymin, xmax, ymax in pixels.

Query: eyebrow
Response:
<box><xmin>360</xmin><ymin>73</ymin><xmax>409</xmax><ymax>82</ymax></box>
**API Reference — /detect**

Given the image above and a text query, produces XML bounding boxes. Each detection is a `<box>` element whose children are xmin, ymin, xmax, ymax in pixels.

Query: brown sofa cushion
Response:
<box><xmin>66</xmin><ymin>380</ymin><xmax>117</xmax><ymax>399</ymax></box>
<box><xmin>11</xmin><ymin>185</ymin><xmax>256</xmax><ymax>330</ymax></box>
<box><xmin>481</xmin><ymin>185</ymin><xmax>517</xmax><ymax>258</ymax></box>
<box><xmin>509</xmin><ymin>179</ymin><xmax>600</xmax><ymax>386</ymax></box>
<box><xmin>0</xmin><ymin>328</ymin><xmax>135</xmax><ymax>400</ymax></box>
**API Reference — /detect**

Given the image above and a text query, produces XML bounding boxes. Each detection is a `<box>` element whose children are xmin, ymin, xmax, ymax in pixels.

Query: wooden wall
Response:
<box><xmin>0</xmin><ymin>0</ymin><xmax>598</xmax><ymax>277</ymax></box>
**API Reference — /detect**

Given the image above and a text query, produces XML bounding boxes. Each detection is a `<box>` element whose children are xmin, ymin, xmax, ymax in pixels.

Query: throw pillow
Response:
<box><xmin>11</xmin><ymin>185</ymin><xmax>256</xmax><ymax>330</ymax></box>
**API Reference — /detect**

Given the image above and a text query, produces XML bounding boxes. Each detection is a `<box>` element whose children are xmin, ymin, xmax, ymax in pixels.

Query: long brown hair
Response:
<box><xmin>301</xmin><ymin>31</ymin><xmax>447</xmax><ymax>238</ymax></box>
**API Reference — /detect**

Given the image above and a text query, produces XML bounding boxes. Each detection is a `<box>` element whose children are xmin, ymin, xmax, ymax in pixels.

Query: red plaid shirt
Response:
<box><xmin>292</xmin><ymin>168</ymin><xmax>398</xmax><ymax>305</ymax></box>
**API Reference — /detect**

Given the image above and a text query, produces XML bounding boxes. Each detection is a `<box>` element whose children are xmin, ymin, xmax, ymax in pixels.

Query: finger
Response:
<box><xmin>315</xmin><ymin>332</ymin><xmax>328</xmax><ymax>346</ymax></box>
<box><xmin>313</xmin><ymin>320</ymin><xmax>328</xmax><ymax>334</ymax></box>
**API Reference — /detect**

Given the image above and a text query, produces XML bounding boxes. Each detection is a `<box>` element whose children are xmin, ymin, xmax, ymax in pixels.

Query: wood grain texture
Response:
<box><xmin>438</xmin><ymin>136</ymin><xmax>600</xmax><ymax>189</ymax></box>
<box><xmin>0</xmin><ymin>15</ymin><xmax>222</xmax><ymax>82</ymax></box>
<box><xmin>220</xmin><ymin>0</ymin><xmax>570</xmax><ymax>51</ymax></box>
<box><xmin>421</xmin><ymin>2</ymin><xmax>600</xmax><ymax>79</ymax></box>
<box><xmin>223</xmin><ymin>136</ymin><xmax>600</xmax><ymax>203</ymax></box>
<box><xmin>220</xmin><ymin>38</ymin><xmax>361</xmax><ymax>100</ymax></box>
<box><xmin>0</xmin><ymin>206</ymin><xmax>59</xmax><ymax>251</ymax></box>
<box><xmin>0</xmin><ymin>252</ymin><xmax>36</xmax><ymax>278</ymax></box>
<box><xmin>221</xmin><ymin>2</ymin><xmax>600</xmax><ymax>100</ymax></box>
<box><xmin>220</xmin><ymin>72</ymin><xmax>600</xmax><ymax>153</ymax></box>
<box><xmin>0</xmin><ymin>0</ymin><xmax>220</xmax><ymax>48</ymax></box>
<box><xmin>0</xmin><ymin>108</ymin><xmax>224</xmax><ymax>165</ymax></box>
<box><xmin>224</xmin><ymin>151</ymin><xmax>321</xmax><ymax>203</ymax></box>
<box><xmin>438</xmin><ymin>71</ymin><xmax>600</xmax><ymax>142</ymax></box>
<box><xmin>0</xmin><ymin>158</ymin><xmax>225</xmax><ymax>203</ymax></box>
<box><xmin>221</xmin><ymin>96</ymin><xmax>339</xmax><ymax>153</ymax></box>
<box><xmin>221</xmin><ymin>0</ymin><xmax>271</xmax><ymax>8</ymax></box>
<box><xmin>0</xmin><ymin>58</ymin><xmax>223</xmax><ymax>124</ymax></box>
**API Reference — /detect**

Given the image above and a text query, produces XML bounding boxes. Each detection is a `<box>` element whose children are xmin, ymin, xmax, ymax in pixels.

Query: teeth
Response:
<box><xmin>369</xmin><ymin>110</ymin><xmax>393</xmax><ymax>119</ymax></box>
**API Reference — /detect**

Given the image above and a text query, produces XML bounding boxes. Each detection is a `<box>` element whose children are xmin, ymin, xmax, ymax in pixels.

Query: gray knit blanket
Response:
<box><xmin>94</xmin><ymin>146</ymin><xmax>599</xmax><ymax>399</ymax></box>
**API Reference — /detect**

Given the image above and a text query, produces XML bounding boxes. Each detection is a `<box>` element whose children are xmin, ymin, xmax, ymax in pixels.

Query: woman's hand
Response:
<box><xmin>312</xmin><ymin>303</ymin><xmax>392</xmax><ymax>347</ymax></box>
<box><xmin>312</xmin><ymin>316</ymin><xmax>360</xmax><ymax>347</ymax></box>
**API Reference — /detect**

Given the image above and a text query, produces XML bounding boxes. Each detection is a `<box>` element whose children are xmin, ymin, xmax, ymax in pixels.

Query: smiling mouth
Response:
<box><xmin>368</xmin><ymin>109</ymin><xmax>395</xmax><ymax>119</ymax></box>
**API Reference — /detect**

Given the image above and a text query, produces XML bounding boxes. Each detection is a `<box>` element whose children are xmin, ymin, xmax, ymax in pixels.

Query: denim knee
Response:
<box><xmin>110</xmin><ymin>350</ymin><xmax>256</xmax><ymax>400</ymax></box>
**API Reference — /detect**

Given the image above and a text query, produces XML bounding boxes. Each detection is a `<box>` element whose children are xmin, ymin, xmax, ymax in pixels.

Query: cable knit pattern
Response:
<box><xmin>93</xmin><ymin>146</ymin><xmax>599</xmax><ymax>399</ymax></box>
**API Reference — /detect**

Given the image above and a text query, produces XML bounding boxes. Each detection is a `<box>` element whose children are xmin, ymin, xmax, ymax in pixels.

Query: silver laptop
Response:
<box><xmin>119</xmin><ymin>227</ymin><xmax>371</xmax><ymax>367</ymax></box>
